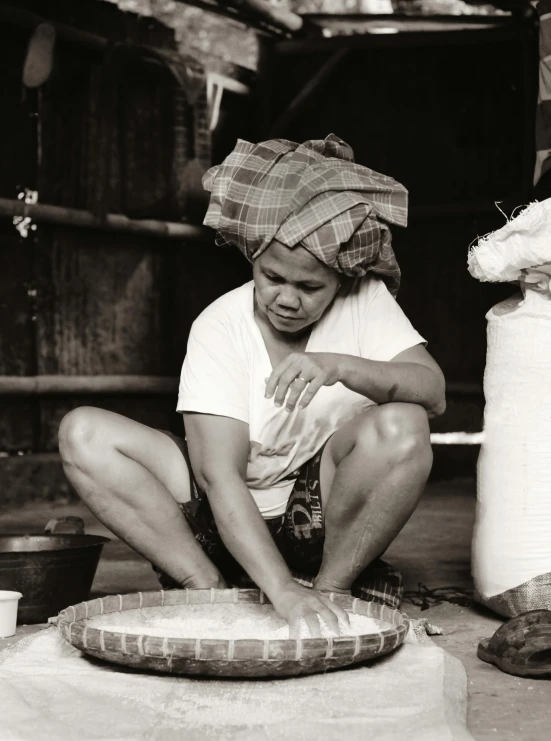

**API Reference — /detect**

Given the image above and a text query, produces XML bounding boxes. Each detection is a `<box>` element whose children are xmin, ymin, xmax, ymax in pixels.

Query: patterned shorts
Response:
<box><xmin>155</xmin><ymin>432</ymin><xmax>403</xmax><ymax>609</ymax></box>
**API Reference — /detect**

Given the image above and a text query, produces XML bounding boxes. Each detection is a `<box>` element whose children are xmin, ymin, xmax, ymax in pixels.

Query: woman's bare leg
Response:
<box><xmin>315</xmin><ymin>402</ymin><xmax>432</xmax><ymax>592</ymax></box>
<box><xmin>58</xmin><ymin>406</ymin><xmax>225</xmax><ymax>588</ymax></box>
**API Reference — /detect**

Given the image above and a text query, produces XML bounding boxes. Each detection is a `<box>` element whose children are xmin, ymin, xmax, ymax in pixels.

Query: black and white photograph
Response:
<box><xmin>0</xmin><ymin>1</ymin><xmax>548</xmax><ymax>739</ymax></box>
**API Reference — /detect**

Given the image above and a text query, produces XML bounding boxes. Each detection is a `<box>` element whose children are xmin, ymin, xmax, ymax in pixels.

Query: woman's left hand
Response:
<box><xmin>265</xmin><ymin>352</ymin><xmax>343</xmax><ymax>412</ymax></box>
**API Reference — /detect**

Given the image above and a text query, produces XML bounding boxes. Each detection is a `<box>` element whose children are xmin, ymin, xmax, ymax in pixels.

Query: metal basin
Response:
<box><xmin>0</xmin><ymin>516</ymin><xmax>110</xmax><ymax>624</ymax></box>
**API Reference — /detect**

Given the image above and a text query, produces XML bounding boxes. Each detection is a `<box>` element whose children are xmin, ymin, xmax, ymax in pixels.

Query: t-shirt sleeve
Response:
<box><xmin>177</xmin><ymin>315</ymin><xmax>249</xmax><ymax>424</ymax></box>
<box><xmin>359</xmin><ymin>279</ymin><xmax>427</xmax><ymax>362</ymax></box>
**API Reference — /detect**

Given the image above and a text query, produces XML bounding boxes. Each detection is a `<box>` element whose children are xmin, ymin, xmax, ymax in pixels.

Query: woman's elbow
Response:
<box><xmin>427</xmin><ymin>398</ymin><xmax>446</xmax><ymax>419</ymax></box>
<box><xmin>427</xmin><ymin>372</ymin><xmax>446</xmax><ymax>418</ymax></box>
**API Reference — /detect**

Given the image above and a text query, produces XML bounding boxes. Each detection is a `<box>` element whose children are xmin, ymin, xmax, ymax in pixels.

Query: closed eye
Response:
<box><xmin>265</xmin><ymin>273</ymin><xmax>284</xmax><ymax>284</ymax></box>
<box><xmin>264</xmin><ymin>271</ymin><xmax>323</xmax><ymax>291</ymax></box>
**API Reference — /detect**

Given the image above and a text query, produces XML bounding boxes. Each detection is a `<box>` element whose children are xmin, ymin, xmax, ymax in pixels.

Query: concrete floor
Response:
<box><xmin>1</xmin><ymin>479</ymin><xmax>549</xmax><ymax>741</ymax></box>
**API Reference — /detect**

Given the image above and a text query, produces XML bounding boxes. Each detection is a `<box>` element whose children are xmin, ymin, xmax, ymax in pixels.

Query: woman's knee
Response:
<box><xmin>361</xmin><ymin>403</ymin><xmax>432</xmax><ymax>467</ymax></box>
<box><xmin>58</xmin><ymin>406</ymin><xmax>111</xmax><ymax>467</ymax></box>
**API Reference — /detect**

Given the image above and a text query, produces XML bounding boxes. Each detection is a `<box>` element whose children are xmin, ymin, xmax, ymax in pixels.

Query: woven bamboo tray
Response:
<box><xmin>56</xmin><ymin>588</ymin><xmax>409</xmax><ymax>678</ymax></box>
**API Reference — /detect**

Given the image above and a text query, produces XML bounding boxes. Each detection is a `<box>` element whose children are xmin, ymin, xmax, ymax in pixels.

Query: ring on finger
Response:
<box><xmin>296</xmin><ymin>376</ymin><xmax>309</xmax><ymax>384</ymax></box>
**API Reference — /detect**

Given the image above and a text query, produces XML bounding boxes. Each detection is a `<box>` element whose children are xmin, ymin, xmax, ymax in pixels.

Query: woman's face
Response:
<box><xmin>253</xmin><ymin>240</ymin><xmax>341</xmax><ymax>335</ymax></box>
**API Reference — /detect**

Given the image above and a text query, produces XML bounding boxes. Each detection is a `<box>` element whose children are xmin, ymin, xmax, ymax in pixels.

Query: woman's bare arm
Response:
<box><xmin>338</xmin><ymin>344</ymin><xmax>446</xmax><ymax>417</ymax></box>
<box><xmin>183</xmin><ymin>412</ymin><xmax>349</xmax><ymax>636</ymax></box>
<box><xmin>265</xmin><ymin>344</ymin><xmax>446</xmax><ymax>418</ymax></box>
<box><xmin>183</xmin><ymin>412</ymin><xmax>295</xmax><ymax>598</ymax></box>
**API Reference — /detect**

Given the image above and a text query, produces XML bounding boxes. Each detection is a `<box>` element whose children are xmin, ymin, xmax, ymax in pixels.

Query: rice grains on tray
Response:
<box><xmin>87</xmin><ymin>603</ymin><xmax>390</xmax><ymax>640</ymax></box>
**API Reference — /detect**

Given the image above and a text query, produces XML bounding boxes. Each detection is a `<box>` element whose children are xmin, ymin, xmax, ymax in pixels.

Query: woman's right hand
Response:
<box><xmin>271</xmin><ymin>582</ymin><xmax>350</xmax><ymax>638</ymax></box>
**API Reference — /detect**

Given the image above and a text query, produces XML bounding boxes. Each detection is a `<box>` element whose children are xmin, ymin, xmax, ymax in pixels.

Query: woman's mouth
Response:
<box><xmin>271</xmin><ymin>310</ymin><xmax>301</xmax><ymax>322</ymax></box>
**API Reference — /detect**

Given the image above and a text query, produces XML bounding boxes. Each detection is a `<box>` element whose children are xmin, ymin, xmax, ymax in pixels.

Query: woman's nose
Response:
<box><xmin>277</xmin><ymin>286</ymin><xmax>301</xmax><ymax>310</ymax></box>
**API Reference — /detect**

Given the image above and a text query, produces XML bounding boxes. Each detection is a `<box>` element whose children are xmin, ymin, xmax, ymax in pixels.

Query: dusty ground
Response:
<box><xmin>0</xmin><ymin>479</ymin><xmax>549</xmax><ymax>740</ymax></box>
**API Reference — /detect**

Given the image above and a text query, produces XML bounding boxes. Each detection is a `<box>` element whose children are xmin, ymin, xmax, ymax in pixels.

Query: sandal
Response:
<box><xmin>478</xmin><ymin>609</ymin><xmax>551</xmax><ymax>678</ymax></box>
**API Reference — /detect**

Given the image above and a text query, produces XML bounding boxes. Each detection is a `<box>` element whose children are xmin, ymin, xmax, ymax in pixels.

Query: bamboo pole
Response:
<box><xmin>0</xmin><ymin>375</ymin><xmax>481</xmax><ymax>397</ymax></box>
<box><xmin>178</xmin><ymin>0</ymin><xmax>302</xmax><ymax>35</ymax></box>
<box><xmin>0</xmin><ymin>376</ymin><xmax>179</xmax><ymax>396</ymax></box>
<box><xmin>0</xmin><ymin>195</ymin><xmax>514</xmax><ymax>235</ymax></box>
<box><xmin>228</xmin><ymin>0</ymin><xmax>303</xmax><ymax>34</ymax></box>
<box><xmin>0</xmin><ymin>198</ymin><xmax>211</xmax><ymax>241</ymax></box>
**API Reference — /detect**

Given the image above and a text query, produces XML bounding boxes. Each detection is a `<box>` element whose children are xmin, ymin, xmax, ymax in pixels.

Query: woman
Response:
<box><xmin>59</xmin><ymin>135</ymin><xmax>445</xmax><ymax>638</ymax></box>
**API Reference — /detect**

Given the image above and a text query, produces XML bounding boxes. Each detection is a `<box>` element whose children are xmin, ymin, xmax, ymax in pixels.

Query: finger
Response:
<box><xmin>316</xmin><ymin>605</ymin><xmax>341</xmax><ymax>636</ymax></box>
<box><xmin>298</xmin><ymin>376</ymin><xmax>325</xmax><ymax>409</ymax></box>
<box><xmin>264</xmin><ymin>353</ymin><xmax>298</xmax><ymax>399</ymax></box>
<box><xmin>264</xmin><ymin>373</ymin><xmax>278</xmax><ymax>400</ymax></box>
<box><xmin>273</xmin><ymin>368</ymin><xmax>302</xmax><ymax>407</ymax></box>
<box><xmin>285</xmin><ymin>378</ymin><xmax>309</xmax><ymax>412</ymax></box>
<box><xmin>317</xmin><ymin>594</ymin><xmax>351</xmax><ymax>626</ymax></box>
<box><xmin>302</xmin><ymin>611</ymin><xmax>322</xmax><ymax>639</ymax></box>
<box><xmin>264</xmin><ymin>358</ymin><xmax>293</xmax><ymax>400</ymax></box>
<box><xmin>265</xmin><ymin>352</ymin><xmax>303</xmax><ymax>399</ymax></box>
<box><xmin>288</xmin><ymin>615</ymin><xmax>301</xmax><ymax>640</ymax></box>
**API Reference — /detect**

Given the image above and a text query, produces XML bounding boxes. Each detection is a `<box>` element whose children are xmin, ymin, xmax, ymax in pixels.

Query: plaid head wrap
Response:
<box><xmin>202</xmin><ymin>134</ymin><xmax>408</xmax><ymax>295</ymax></box>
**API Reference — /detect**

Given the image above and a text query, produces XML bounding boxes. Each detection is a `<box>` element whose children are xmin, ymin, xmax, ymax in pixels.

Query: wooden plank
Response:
<box><xmin>0</xmin><ymin>453</ymin><xmax>74</xmax><ymax>513</ymax></box>
<box><xmin>274</xmin><ymin>24</ymin><xmax>528</xmax><ymax>55</ymax></box>
<box><xmin>0</xmin><ymin>401</ymin><xmax>36</xmax><ymax>453</ymax></box>
<box><xmin>300</xmin><ymin>13</ymin><xmax>524</xmax><ymax>27</ymax></box>
<box><xmin>112</xmin><ymin>59</ymin><xmax>175</xmax><ymax>219</ymax></box>
<box><xmin>170</xmin><ymin>0</ymin><xmax>291</xmax><ymax>35</ymax></box>
<box><xmin>228</xmin><ymin>0</ymin><xmax>303</xmax><ymax>33</ymax></box>
<box><xmin>34</xmin><ymin>227</ymin><xmax>167</xmax><ymax>376</ymax></box>
<box><xmin>37</xmin><ymin>37</ymin><xmax>179</xmax><ymax>220</ymax></box>
<box><xmin>0</xmin><ymin>224</ymin><xmax>34</xmax><ymax>376</ymax></box>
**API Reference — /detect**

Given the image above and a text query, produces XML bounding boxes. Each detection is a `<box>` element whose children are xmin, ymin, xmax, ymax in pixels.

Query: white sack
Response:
<box><xmin>468</xmin><ymin>199</ymin><xmax>551</xmax><ymax>283</ymax></box>
<box><xmin>472</xmin><ymin>290</ymin><xmax>551</xmax><ymax>616</ymax></box>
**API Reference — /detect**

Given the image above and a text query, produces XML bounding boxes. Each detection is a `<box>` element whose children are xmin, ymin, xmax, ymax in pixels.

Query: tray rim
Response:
<box><xmin>57</xmin><ymin>587</ymin><xmax>409</xmax><ymax>663</ymax></box>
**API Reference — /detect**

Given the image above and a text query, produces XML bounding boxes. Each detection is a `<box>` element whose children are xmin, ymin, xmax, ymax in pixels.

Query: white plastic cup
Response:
<box><xmin>0</xmin><ymin>591</ymin><xmax>23</xmax><ymax>638</ymax></box>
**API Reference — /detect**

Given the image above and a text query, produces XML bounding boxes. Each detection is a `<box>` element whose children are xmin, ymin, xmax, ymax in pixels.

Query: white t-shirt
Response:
<box><xmin>178</xmin><ymin>277</ymin><xmax>426</xmax><ymax>518</ymax></box>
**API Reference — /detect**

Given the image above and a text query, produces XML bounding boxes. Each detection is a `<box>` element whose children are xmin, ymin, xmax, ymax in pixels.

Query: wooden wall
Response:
<box><xmin>0</xmin><ymin>0</ymin><xmax>251</xmax><ymax>505</ymax></box>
